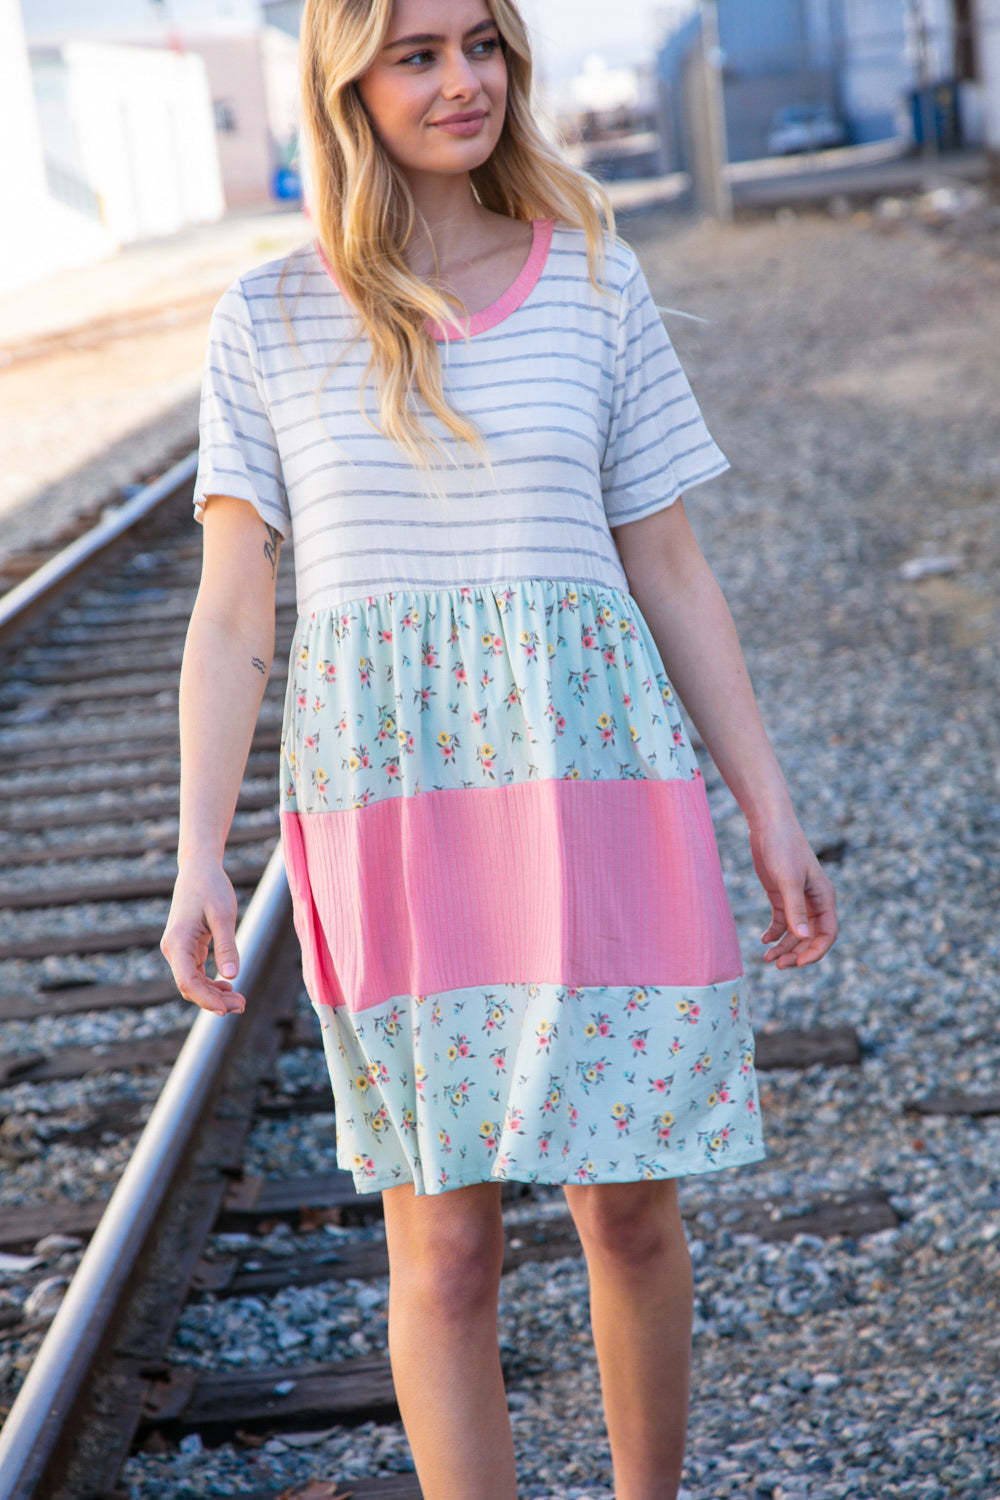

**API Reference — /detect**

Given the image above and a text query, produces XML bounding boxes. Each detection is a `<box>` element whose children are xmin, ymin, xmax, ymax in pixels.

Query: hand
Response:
<box><xmin>160</xmin><ymin>861</ymin><xmax>245</xmax><ymax>1015</ymax></box>
<box><xmin>748</xmin><ymin>820</ymin><xmax>838</xmax><ymax>969</ymax></box>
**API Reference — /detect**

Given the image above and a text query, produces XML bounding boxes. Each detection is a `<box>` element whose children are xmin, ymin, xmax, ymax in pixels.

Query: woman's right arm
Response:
<box><xmin>160</xmin><ymin>495</ymin><xmax>283</xmax><ymax>1015</ymax></box>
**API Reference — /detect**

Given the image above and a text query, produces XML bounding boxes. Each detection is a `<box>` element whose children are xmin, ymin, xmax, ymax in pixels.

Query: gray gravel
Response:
<box><xmin>5</xmin><ymin>201</ymin><xmax>1000</xmax><ymax>1497</ymax></box>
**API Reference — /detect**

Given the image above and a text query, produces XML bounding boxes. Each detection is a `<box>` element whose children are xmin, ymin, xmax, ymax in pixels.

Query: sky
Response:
<box><xmin>20</xmin><ymin>0</ymin><xmax>673</xmax><ymax>95</ymax></box>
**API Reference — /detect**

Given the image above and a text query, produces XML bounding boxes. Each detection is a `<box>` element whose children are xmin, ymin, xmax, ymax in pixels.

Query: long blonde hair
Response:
<box><xmin>299</xmin><ymin>0</ymin><xmax>615</xmax><ymax>468</ymax></box>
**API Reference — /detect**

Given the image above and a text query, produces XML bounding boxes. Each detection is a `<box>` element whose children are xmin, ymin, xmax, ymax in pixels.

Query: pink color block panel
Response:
<box><xmin>281</xmin><ymin>776</ymin><xmax>742</xmax><ymax>1013</ymax></box>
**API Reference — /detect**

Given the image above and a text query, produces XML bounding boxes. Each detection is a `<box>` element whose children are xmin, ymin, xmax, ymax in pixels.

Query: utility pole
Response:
<box><xmin>977</xmin><ymin>0</ymin><xmax>1000</xmax><ymax>192</ymax></box>
<box><xmin>910</xmin><ymin>0</ymin><xmax>938</xmax><ymax>158</ymax></box>
<box><xmin>693</xmin><ymin>0</ymin><xmax>732</xmax><ymax>221</ymax></box>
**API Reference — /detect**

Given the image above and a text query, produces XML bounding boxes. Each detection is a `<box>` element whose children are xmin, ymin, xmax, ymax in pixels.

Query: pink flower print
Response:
<box><xmin>471</xmin><ymin>708</ymin><xmax>486</xmax><ymax>726</ymax></box>
<box><xmin>603</xmin><ymin>647</ymin><xmax>616</xmax><ymax>664</ymax></box>
<box><xmin>611</xmin><ymin>1100</ymin><xmax>634</xmax><ymax>1133</ymax></box>
<box><xmin>691</xmin><ymin>1051</ymin><xmax>712</xmax><ymax>1077</ymax></box>
<box><xmin>366</xmin><ymin>1060</ymin><xmax>390</xmax><ymax>1085</ymax></box>
<box><xmin>505</xmin><ymin>1106</ymin><xmax>525</xmax><ymax>1135</ymax></box>
<box><xmin>318</xmin><ymin>661</ymin><xmax>337</xmax><ymax>683</ymax></box>
<box><xmin>650</xmin><ymin>1077</ymin><xmax>670</xmax><ymax>1093</ymax></box>
<box><xmin>562</xmin><ymin>765</ymin><xmax>581</xmax><ymax>781</ymax></box>
<box><xmin>297</xmin><ymin>692</ymin><xmax>307</xmax><ymax>708</ymax></box>
<box><xmin>422</xmin><ymin>642</ymin><xmax>438</xmax><ymax>667</ymax></box>
<box><xmin>559</xmin><ymin>589</ymin><xmax>578</xmax><ymax>611</ymax></box>
<box><xmin>437</xmin><ymin>729</ymin><xmax>458</xmax><ymax>761</ymax></box>
<box><xmin>476</xmin><ymin>742</ymin><xmax>496</xmax><ymax>776</ymax></box>
<box><xmin>384</xmin><ymin>758</ymin><xmax>401</xmax><ymax>780</ymax></box>
<box><xmin>484</xmin><ymin>1003</ymin><xmax>505</xmax><ymax>1032</ymax></box>
<box><xmin>656</xmin><ymin>1110</ymin><xmax>675</xmax><ymax>1143</ymax></box>
<box><xmin>490</xmin><ymin>1046</ymin><xmax>507</xmax><ymax>1072</ymax></box>
<box><xmin>305</xmin><ymin>733</ymin><xmax>319</xmax><ymax>752</ymax></box>
<box><xmin>402</xmin><ymin>1107</ymin><xmax>417</xmax><ymax>1134</ymax></box>
<box><xmin>336</xmin><ymin>715</ymin><xmax>348</xmax><ymax>736</ymax></box>
<box><xmin>448</xmin><ymin>1080</ymin><xmax>471</xmax><ymax>1111</ymax></box>
<box><xmin>670</xmin><ymin>1036</ymin><xmax>682</xmax><ymax>1056</ymax></box>
<box><xmin>379</xmin><ymin>628</ymin><xmax>393</xmax><ymax>643</ymax></box>
<box><xmin>538</xmin><ymin>1133</ymin><xmax>552</xmax><ymax>1155</ymax></box>
<box><xmin>497</xmin><ymin>587</ymin><xmax>513</xmax><ymax>608</ymax></box>
<box><xmin>676</xmin><ymin>999</ymin><xmax>701</xmax><ymax>1025</ymax></box>
<box><xmin>623</xmin><ymin>693</ymin><xmax>632</xmax><ymax>708</ymax></box>
<box><xmin>454</xmin><ymin>664</ymin><xmax>468</xmax><ymax>685</ymax></box>
<box><xmin>520</xmin><ymin>629</ymin><xmax>539</xmax><ymax>661</ymax></box>
<box><xmin>555</xmin><ymin>714</ymin><xmax>566</xmax><ymax>736</ymax></box>
<box><xmin>542</xmin><ymin>1085</ymin><xmax>562</xmax><ymax>1114</ymax></box>
<box><xmin>672</xmin><ymin>727</ymin><xmax>684</xmax><ymax>745</ymax></box>
<box><xmin>581</xmin><ymin>627</ymin><xmax>596</xmax><ymax>649</ymax></box>
<box><xmin>730</xmin><ymin>990</ymin><xmax>741</xmax><ymax>1021</ymax></box>
<box><xmin>438</xmin><ymin>1128</ymin><xmax>452</xmax><ymax>1153</ymax></box>
<box><xmin>575</xmin><ymin>1159</ymin><xmax>598</xmax><ymax>1183</ymax></box>
<box><xmin>446</xmin><ymin>1033</ymin><xmax>473</xmax><ymax>1062</ymax></box>
<box><xmin>584</xmin><ymin>1012</ymin><xmax>613</xmax><ymax>1040</ymax></box>
<box><xmin>369</xmin><ymin>1105</ymin><xmax>390</xmax><ymax>1135</ymax></box>
<box><xmin>430</xmin><ymin>1002</ymin><xmax>443</xmax><ymax>1026</ymax></box>
<box><xmin>626</xmin><ymin>988</ymin><xmax>649</xmax><ymax>1013</ymax></box>
<box><xmin>481</xmin><ymin>669</ymin><xmax>492</xmax><ymax>689</ymax></box>
<box><xmin>312</xmin><ymin>767</ymin><xmax>329</xmax><ymax>804</ymax></box>
<box><xmin>506</xmin><ymin>685</ymin><xmax>521</xmax><ymax>707</ymax></box>
<box><xmin>402</xmin><ymin>607</ymin><xmax>421</xmax><ymax>630</ymax></box>
<box><xmin>567</xmin><ymin>1105</ymin><xmax>579</xmax><ymax>1126</ymax></box>
<box><xmin>414</xmin><ymin>686</ymin><xmax>435</xmax><ymax>711</ymax></box>
<box><xmin>478</xmin><ymin>1120</ymin><xmax>499</xmax><ymax>1154</ymax></box>
<box><xmin>747</xmin><ymin>1096</ymin><xmax>757</xmax><ymax>1114</ymax></box>
<box><xmin>581</xmin><ymin>669</ymin><xmax>596</xmax><ymax>688</ymax></box>
<box><xmin>598</xmin><ymin>603</ymin><xmax>614</xmax><ymax>626</ymax></box>
<box><xmin>629</xmin><ymin>1029</ymin><xmax>649</xmax><ymax>1054</ymax></box>
<box><xmin>397</xmin><ymin>728</ymin><xmax>416</xmax><ymax>754</ymax></box>
<box><xmin>740</xmin><ymin>1049</ymin><xmax>754</xmax><ymax>1076</ymax></box>
<box><xmin>415</xmin><ymin>1064</ymin><xmax>427</xmax><ymax>1097</ymax></box>
<box><xmin>438</xmin><ymin>1168</ymin><xmax>449</xmax><ymax>1188</ymax></box>
<box><xmin>596</xmin><ymin>712</ymin><xmax>615</xmax><ymax>744</ymax></box>
<box><xmin>536</xmin><ymin>1017</ymin><xmax>557</xmax><ymax>1051</ymax></box>
<box><xmin>357</xmin><ymin>656</ymin><xmax>374</xmax><ymax>688</ymax></box>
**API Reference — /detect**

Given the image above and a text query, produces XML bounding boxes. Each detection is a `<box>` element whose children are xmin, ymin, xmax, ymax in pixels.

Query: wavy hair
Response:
<box><xmin>299</xmin><ymin>0</ymin><xmax>615</xmax><ymax>468</ymax></box>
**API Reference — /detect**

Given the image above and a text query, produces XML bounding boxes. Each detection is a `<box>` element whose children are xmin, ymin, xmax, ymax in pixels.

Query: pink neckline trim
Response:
<box><xmin>313</xmin><ymin>218</ymin><xmax>554</xmax><ymax>342</ymax></box>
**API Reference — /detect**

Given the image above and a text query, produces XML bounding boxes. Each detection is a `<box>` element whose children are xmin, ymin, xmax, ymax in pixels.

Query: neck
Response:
<box><xmin>401</xmin><ymin>170</ymin><xmax>487</xmax><ymax>276</ymax></box>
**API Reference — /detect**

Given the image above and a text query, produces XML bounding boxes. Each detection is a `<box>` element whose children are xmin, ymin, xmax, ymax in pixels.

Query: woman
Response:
<box><xmin>161</xmin><ymin>2</ymin><xmax>837</xmax><ymax>1496</ymax></box>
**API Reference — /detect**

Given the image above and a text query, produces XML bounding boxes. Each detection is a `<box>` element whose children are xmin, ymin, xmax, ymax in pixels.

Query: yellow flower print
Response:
<box><xmin>537</xmin><ymin>1018</ymin><xmax>552</xmax><ymax>1034</ymax></box>
<box><xmin>611</xmin><ymin>1102</ymin><xmax>627</xmax><ymax>1119</ymax></box>
<box><xmin>397</xmin><ymin>728</ymin><xmax>408</xmax><ymax>745</ymax></box>
<box><xmin>355</xmin><ymin>1074</ymin><xmax>369</xmax><ymax>1091</ymax></box>
<box><xmin>437</xmin><ymin>731</ymin><xmax>452</xmax><ymax>746</ymax></box>
<box><xmin>353</xmin><ymin>1153</ymin><xmax>365</xmax><ymax>1169</ymax></box>
<box><xmin>567</xmin><ymin>589</ymin><xmax>578</xmax><ymax>604</ymax></box>
<box><xmin>584</xmin><ymin>1066</ymin><xmax>598</xmax><ymax>1083</ymax></box>
<box><xmin>707</xmin><ymin>1091</ymin><xmax>719</xmax><ymax>1107</ymax></box>
<box><xmin>584</xmin><ymin>1022</ymin><xmax>598</xmax><ymax>1038</ymax></box>
<box><xmin>479</xmin><ymin>1120</ymin><xmax>495</xmax><ymax>1139</ymax></box>
<box><xmin>481</xmin><ymin>742</ymin><xmax>494</xmax><ymax>758</ymax></box>
<box><xmin>298</xmin><ymin>645</ymin><xmax>309</xmax><ymax>665</ymax></box>
<box><xmin>415</xmin><ymin>1064</ymin><xmax>426</xmax><ymax>1082</ymax></box>
<box><xmin>384</xmin><ymin>715</ymin><xmax>396</xmax><ymax>735</ymax></box>
<box><xmin>481</xmin><ymin>632</ymin><xmax>493</xmax><ymax>646</ymax></box>
<box><xmin>348</xmin><ymin>754</ymin><xmax>360</xmax><ymax>771</ymax></box>
<box><xmin>446</xmin><ymin>1044</ymin><xmax>458</xmax><ymax>1061</ymax></box>
<box><xmin>519</xmin><ymin>630</ymin><xmax>532</xmax><ymax>644</ymax></box>
<box><xmin>599</xmin><ymin>605</ymin><xmax>613</xmax><ymax>623</ymax></box>
<box><xmin>676</xmin><ymin>1000</ymin><xmax>690</xmax><ymax>1015</ymax></box>
<box><xmin>548</xmin><ymin>641</ymin><xmax>556</xmax><ymax>658</ymax></box>
<box><xmin>634</xmin><ymin>989</ymin><xmax>646</xmax><ymax>1004</ymax></box>
<box><xmin>630</xmin><ymin>725</ymin><xmax>639</xmax><ymax>742</ymax></box>
<box><xmin>659</xmin><ymin>1111</ymin><xmax>675</xmax><ymax>1128</ymax></box>
<box><xmin>596</xmin><ymin>713</ymin><xmax>611</xmax><ymax>730</ymax></box>
<box><xmin>710</xmin><ymin>1135</ymin><xmax>723</xmax><ymax>1151</ymax></box>
<box><xmin>567</xmin><ymin>767</ymin><xmax>581</xmax><ymax>779</ymax></box>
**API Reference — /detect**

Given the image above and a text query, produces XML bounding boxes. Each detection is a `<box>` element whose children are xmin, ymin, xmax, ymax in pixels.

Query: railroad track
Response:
<box><xmin>0</xmin><ymin>458</ymin><xmax>917</xmax><ymax>1500</ymax></box>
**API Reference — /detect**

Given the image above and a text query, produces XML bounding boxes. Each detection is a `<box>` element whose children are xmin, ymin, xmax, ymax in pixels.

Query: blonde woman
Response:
<box><xmin>161</xmin><ymin>1</ymin><xmax>837</xmax><ymax>1495</ymax></box>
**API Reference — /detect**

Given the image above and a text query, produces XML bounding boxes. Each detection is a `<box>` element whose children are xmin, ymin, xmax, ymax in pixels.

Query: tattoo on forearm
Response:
<box><xmin>263</xmin><ymin>524</ymin><xmax>281</xmax><ymax>579</ymax></box>
<box><xmin>251</xmin><ymin>656</ymin><xmax>267</xmax><ymax>675</ymax></box>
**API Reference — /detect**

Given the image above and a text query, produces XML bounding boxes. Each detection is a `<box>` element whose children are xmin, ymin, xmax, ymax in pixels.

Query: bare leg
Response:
<box><xmin>564</xmin><ymin>1179</ymin><xmax>693</xmax><ymax>1500</ymax></box>
<box><xmin>382</xmin><ymin>1180</ymin><xmax>517</xmax><ymax>1500</ymax></box>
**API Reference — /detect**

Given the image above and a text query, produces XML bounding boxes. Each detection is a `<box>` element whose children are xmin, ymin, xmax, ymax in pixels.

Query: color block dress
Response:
<box><xmin>194</xmin><ymin>219</ymin><xmax>765</xmax><ymax>1196</ymax></box>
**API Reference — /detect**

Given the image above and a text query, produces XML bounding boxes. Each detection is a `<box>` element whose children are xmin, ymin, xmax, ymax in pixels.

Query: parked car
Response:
<box><xmin>766</xmin><ymin>104</ymin><xmax>847</xmax><ymax>156</ymax></box>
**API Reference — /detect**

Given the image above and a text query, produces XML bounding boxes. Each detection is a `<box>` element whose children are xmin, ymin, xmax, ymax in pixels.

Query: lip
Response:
<box><xmin>431</xmin><ymin>110</ymin><xmax>488</xmax><ymax>132</ymax></box>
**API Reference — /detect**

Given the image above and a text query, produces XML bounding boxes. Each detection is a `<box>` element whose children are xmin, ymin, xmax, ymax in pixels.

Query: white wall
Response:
<box><xmin>977</xmin><ymin>0</ymin><xmax>1000</xmax><ymax>151</ymax></box>
<box><xmin>55</xmin><ymin>41</ymin><xmax>224</xmax><ymax>242</ymax></box>
<box><xmin>0</xmin><ymin>0</ymin><xmax>117</xmax><ymax>297</ymax></box>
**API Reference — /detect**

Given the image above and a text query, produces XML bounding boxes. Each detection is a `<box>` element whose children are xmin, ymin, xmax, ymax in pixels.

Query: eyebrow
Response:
<box><xmin>383</xmin><ymin>19</ymin><xmax>499</xmax><ymax>50</ymax></box>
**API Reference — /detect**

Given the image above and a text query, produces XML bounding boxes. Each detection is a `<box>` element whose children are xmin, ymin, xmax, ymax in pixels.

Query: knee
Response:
<box><xmin>569</xmin><ymin>1181</ymin><xmax>684</xmax><ymax>1272</ymax></box>
<box><xmin>388</xmin><ymin>1198</ymin><xmax>503</xmax><ymax>1320</ymax></box>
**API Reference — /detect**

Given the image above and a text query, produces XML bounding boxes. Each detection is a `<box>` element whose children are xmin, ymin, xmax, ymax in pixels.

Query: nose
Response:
<box><xmin>440</xmin><ymin>46</ymin><xmax>480</xmax><ymax>100</ymax></box>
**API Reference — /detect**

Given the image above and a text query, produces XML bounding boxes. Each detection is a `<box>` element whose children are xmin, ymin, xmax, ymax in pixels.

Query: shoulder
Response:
<box><xmin>547</xmin><ymin>224</ymin><xmax>640</xmax><ymax>291</ymax></box>
<box><xmin>209</xmin><ymin>242</ymin><xmax>346</xmax><ymax>336</ymax></box>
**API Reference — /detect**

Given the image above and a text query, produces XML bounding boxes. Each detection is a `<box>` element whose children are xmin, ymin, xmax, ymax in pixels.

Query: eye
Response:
<box><xmin>398</xmin><ymin>48</ymin><xmax>435</xmax><ymax>67</ymax></box>
<box><xmin>471</xmin><ymin>36</ymin><xmax>501</xmax><ymax>58</ymax></box>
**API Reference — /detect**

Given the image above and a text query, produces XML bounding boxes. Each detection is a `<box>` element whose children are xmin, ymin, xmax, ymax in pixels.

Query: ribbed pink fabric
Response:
<box><xmin>315</xmin><ymin>220</ymin><xmax>554</xmax><ymax>343</ymax></box>
<box><xmin>281</xmin><ymin>777</ymin><xmax>742</xmax><ymax>1013</ymax></box>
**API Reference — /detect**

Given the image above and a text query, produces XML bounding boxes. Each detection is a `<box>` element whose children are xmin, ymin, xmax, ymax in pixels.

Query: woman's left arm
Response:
<box><xmin>613</xmin><ymin>498</ymin><xmax>837</xmax><ymax>969</ymax></box>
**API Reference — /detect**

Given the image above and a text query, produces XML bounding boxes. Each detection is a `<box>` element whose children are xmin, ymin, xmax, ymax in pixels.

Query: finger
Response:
<box><xmin>207</xmin><ymin>909</ymin><xmax>241</xmax><ymax>983</ymax></box>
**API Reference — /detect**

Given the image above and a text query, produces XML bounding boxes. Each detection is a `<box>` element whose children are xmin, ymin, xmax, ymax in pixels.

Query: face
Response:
<box><xmin>356</xmin><ymin>0</ymin><xmax>508</xmax><ymax>183</ymax></box>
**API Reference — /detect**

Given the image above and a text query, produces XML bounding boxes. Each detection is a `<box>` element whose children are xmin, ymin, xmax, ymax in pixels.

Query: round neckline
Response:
<box><xmin>313</xmin><ymin>218</ymin><xmax>554</xmax><ymax>342</ymax></box>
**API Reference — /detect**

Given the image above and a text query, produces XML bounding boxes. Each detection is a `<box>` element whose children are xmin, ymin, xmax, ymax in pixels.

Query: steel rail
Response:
<box><xmin>0</xmin><ymin>450</ymin><xmax>198</xmax><ymax>646</ymax></box>
<box><xmin>0</xmin><ymin>844</ymin><xmax>291</xmax><ymax>1500</ymax></box>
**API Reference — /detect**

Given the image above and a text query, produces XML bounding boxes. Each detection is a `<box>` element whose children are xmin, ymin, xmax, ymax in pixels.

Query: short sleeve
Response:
<box><xmin>601</xmin><ymin>252</ymin><xmax>729</xmax><ymax>527</ymax></box>
<box><xmin>193</xmin><ymin>281</ymin><xmax>291</xmax><ymax>537</ymax></box>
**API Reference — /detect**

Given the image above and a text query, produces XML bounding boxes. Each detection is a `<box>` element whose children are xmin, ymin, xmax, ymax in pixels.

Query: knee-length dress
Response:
<box><xmin>194</xmin><ymin>219</ymin><xmax>765</xmax><ymax>1195</ymax></box>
